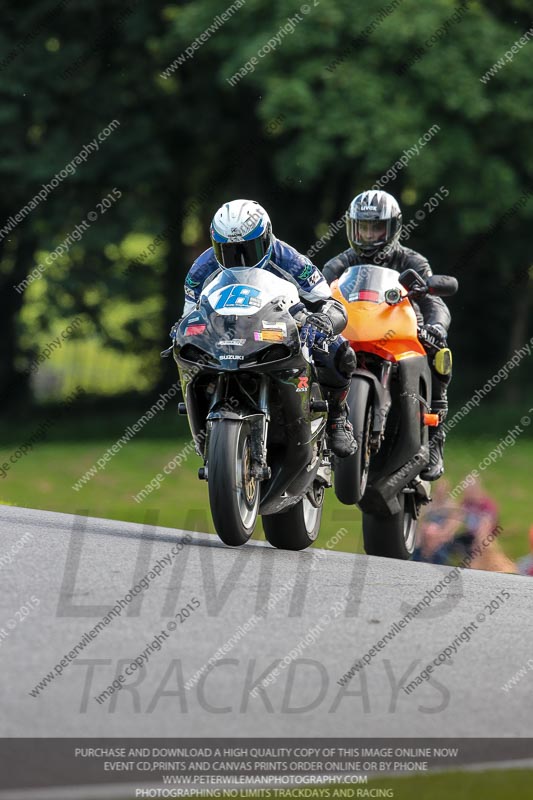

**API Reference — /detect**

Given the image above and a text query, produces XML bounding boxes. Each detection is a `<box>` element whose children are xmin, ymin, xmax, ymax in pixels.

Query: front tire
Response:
<box><xmin>362</xmin><ymin>492</ymin><xmax>417</xmax><ymax>559</ymax></box>
<box><xmin>262</xmin><ymin>488</ymin><xmax>323</xmax><ymax>551</ymax></box>
<box><xmin>208</xmin><ymin>419</ymin><xmax>260</xmax><ymax>546</ymax></box>
<box><xmin>334</xmin><ymin>378</ymin><xmax>372</xmax><ymax>505</ymax></box>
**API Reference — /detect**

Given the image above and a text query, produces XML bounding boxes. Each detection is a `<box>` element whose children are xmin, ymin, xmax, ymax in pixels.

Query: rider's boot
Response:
<box><xmin>421</xmin><ymin>395</ymin><xmax>448</xmax><ymax>481</ymax></box>
<box><xmin>326</xmin><ymin>387</ymin><xmax>358</xmax><ymax>458</ymax></box>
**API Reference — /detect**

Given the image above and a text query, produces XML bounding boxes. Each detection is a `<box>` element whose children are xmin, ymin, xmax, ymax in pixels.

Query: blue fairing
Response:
<box><xmin>183</xmin><ymin>238</ymin><xmax>330</xmax><ymax>313</ymax></box>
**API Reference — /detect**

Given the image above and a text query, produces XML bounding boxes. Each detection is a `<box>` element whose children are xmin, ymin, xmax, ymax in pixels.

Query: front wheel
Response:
<box><xmin>262</xmin><ymin>487</ymin><xmax>324</xmax><ymax>551</ymax></box>
<box><xmin>208</xmin><ymin>419</ymin><xmax>260</xmax><ymax>546</ymax></box>
<box><xmin>362</xmin><ymin>492</ymin><xmax>417</xmax><ymax>559</ymax></box>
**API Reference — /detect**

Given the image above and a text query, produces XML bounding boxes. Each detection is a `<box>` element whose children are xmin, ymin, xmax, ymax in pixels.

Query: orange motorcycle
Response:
<box><xmin>331</xmin><ymin>265</ymin><xmax>457</xmax><ymax>559</ymax></box>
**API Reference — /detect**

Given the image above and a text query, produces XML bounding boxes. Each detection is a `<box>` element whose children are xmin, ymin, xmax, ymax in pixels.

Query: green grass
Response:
<box><xmin>0</xmin><ymin>407</ymin><xmax>531</xmax><ymax>562</ymax></box>
<box><xmin>173</xmin><ymin>769</ymin><xmax>533</xmax><ymax>799</ymax></box>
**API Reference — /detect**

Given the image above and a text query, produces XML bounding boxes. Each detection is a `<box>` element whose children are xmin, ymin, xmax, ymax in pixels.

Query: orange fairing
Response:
<box><xmin>331</xmin><ymin>274</ymin><xmax>426</xmax><ymax>361</ymax></box>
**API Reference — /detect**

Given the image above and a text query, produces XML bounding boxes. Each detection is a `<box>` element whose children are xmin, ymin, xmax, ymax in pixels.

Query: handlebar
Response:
<box><xmin>399</xmin><ymin>268</ymin><xmax>458</xmax><ymax>299</ymax></box>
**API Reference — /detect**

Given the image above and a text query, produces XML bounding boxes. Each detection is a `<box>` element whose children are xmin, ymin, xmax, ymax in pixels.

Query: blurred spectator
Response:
<box><xmin>517</xmin><ymin>525</ymin><xmax>533</xmax><ymax>577</ymax></box>
<box><xmin>414</xmin><ymin>476</ymin><xmax>517</xmax><ymax>574</ymax></box>
<box><xmin>420</xmin><ymin>478</ymin><xmax>461</xmax><ymax>537</ymax></box>
<box><xmin>413</xmin><ymin>518</ymin><xmax>457</xmax><ymax>565</ymax></box>
<box><xmin>469</xmin><ymin>514</ymin><xmax>518</xmax><ymax>574</ymax></box>
<box><xmin>414</xmin><ymin>478</ymin><xmax>463</xmax><ymax>564</ymax></box>
<box><xmin>458</xmin><ymin>478</ymin><xmax>516</xmax><ymax>573</ymax></box>
<box><xmin>461</xmin><ymin>477</ymin><xmax>499</xmax><ymax>532</ymax></box>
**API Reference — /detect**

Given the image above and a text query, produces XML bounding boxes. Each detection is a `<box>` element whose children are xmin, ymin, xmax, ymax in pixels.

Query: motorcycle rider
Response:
<box><xmin>179</xmin><ymin>199</ymin><xmax>358</xmax><ymax>458</ymax></box>
<box><xmin>322</xmin><ymin>190</ymin><xmax>452</xmax><ymax>480</ymax></box>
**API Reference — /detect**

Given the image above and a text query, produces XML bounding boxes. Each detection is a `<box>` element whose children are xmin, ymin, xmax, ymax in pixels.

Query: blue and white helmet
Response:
<box><xmin>210</xmin><ymin>199</ymin><xmax>273</xmax><ymax>270</ymax></box>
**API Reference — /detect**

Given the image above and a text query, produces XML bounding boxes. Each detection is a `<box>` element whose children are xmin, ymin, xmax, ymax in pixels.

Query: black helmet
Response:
<box><xmin>346</xmin><ymin>190</ymin><xmax>402</xmax><ymax>260</ymax></box>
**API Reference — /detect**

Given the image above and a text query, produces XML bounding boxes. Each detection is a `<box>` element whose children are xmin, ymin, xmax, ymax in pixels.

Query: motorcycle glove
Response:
<box><xmin>419</xmin><ymin>323</ymin><xmax>447</xmax><ymax>349</ymax></box>
<box><xmin>169</xmin><ymin>322</ymin><xmax>181</xmax><ymax>343</ymax></box>
<box><xmin>300</xmin><ymin>312</ymin><xmax>334</xmax><ymax>350</ymax></box>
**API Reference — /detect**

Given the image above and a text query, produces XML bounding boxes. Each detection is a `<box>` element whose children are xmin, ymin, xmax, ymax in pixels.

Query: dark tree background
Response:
<box><xmin>0</xmin><ymin>0</ymin><xmax>531</xmax><ymax>413</ymax></box>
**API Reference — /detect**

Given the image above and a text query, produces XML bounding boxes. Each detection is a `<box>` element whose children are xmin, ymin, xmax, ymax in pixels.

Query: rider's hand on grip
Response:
<box><xmin>300</xmin><ymin>312</ymin><xmax>334</xmax><ymax>350</ymax></box>
<box><xmin>170</xmin><ymin>323</ymin><xmax>178</xmax><ymax>341</ymax></box>
<box><xmin>418</xmin><ymin>323</ymin><xmax>447</xmax><ymax>349</ymax></box>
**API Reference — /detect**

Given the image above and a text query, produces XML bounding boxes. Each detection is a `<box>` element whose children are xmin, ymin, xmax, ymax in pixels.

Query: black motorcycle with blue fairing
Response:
<box><xmin>164</xmin><ymin>199</ymin><xmax>358</xmax><ymax>549</ymax></box>
<box><xmin>168</xmin><ymin>266</ymin><xmax>333</xmax><ymax>550</ymax></box>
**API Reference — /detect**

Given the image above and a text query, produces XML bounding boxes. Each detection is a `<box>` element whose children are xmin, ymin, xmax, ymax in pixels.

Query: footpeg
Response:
<box><xmin>310</xmin><ymin>399</ymin><xmax>329</xmax><ymax>413</ymax></box>
<box><xmin>178</xmin><ymin>402</ymin><xmax>187</xmax><ymax>415</ymax></box>
<box><xmin>316</xmin><ymin>461</ymin><xmax>332</xmax><ymax>488</ymax></box>
<box><xmin>412</xmin><ymin>476</ymin><xmax>431</xmax><ymax>504</ymax></box>
<box><xmin>198</xmin><ymin>467</ymin><xmax>208</xmax><ymax>480</ymax></box>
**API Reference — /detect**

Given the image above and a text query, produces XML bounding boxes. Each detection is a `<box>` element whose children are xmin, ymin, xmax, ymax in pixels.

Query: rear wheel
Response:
<box><xmin>334</xmin><ymin>378</ymin><xmax>373</xmax><ymax>505</ymax></box>
<box><xmin>208</xmin><ymin>419</ymin><xmax>260</xmax><ymax>546</ymax></box>
<box><xmin>362</xmin><ymin>492</ymin><xmax>417</xmax><ymax>559</ymax></box>
<box><xmin>262</xmin><ymin>486</ymin><xmax>324</xmax><ymax>551</ymax></box>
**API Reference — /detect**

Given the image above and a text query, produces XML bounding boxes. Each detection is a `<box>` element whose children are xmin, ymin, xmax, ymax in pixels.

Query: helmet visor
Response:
<box><xmin>349</xmin><ymin>218</ymin><xmax>393</xmax><ymax>248</ymax></box>
<box><xmin>213</xmin><ymin>231</ymin><xmax>271</xmax><ymax>269</ymax></box>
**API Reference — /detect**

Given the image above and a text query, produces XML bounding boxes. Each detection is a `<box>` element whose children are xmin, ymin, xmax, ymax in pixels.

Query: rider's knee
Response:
<box><xmin>334</xmin><ymin>339</ymin><xmax>357</xmax><ymax>378</ymax></box>
<box><xmin>432</xmin><ymin>347</ymin><xmax>453</xmax><ymax>385</ymax></box>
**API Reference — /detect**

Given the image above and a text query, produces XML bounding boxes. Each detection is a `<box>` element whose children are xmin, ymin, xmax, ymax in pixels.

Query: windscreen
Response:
<box><xmin>201</xmin><ymin>267</ymin><xmax>300</xmax><ymax>316</ymax></box>
<box><xmin>337</xmin><ymin>265</ymin><xmax>402</xmax><ymax>303</ymax></box>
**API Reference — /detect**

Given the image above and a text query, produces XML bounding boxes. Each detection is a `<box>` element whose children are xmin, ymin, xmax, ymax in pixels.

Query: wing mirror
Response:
<box><xmin>426</xmin><ymin>275</ymin><xmax>458</xmax><ymax>297</ymax></box>
<box><xmin>399</xmin><ymin>269</ymin><xmax>458</xmax><ymax>298</ymax></box>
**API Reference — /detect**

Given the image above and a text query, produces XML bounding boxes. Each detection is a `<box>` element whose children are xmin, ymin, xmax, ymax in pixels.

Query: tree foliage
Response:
<box><xmin>0</xmin><ymin>0</ymin><xmax>531</xmax><ymax>410</ymax></box>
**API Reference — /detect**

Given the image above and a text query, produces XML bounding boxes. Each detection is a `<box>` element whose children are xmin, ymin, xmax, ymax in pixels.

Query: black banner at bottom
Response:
<box><xmin>0</xmin><ymin>738</ymin><xmax>532</xmax><ymax>795</ymax></box>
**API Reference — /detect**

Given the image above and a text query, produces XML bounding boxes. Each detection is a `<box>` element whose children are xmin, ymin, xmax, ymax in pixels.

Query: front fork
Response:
<box><xmin>205</xmin><ymin>374</ymin><xmax>271</xmax><ymax>481</ymax></box>
<box><xmin>368</xmin><ymin>360</ymin><xmax>393</xmax><ymax>452</ymax></box>
<box><xmin>250</xmin><ymin>376</ymin><xmax>270</xmax><ymax>480</ymax></box>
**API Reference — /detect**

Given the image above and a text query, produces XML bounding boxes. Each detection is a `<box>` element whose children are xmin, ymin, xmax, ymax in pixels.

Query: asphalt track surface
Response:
<box><xmin>1</xmin><ymin>504</ymin><xmax>532</xmax><ymax>738</ymax></box>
